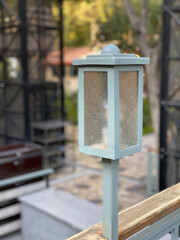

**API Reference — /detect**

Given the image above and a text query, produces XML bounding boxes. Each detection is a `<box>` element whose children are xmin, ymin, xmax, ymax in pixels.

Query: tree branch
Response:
<box><xmin>123</xmin><ymin>0</ymin><xmax>150</xmax><ymax>55</ymax></box>
<box><xmin>140</xmin><ymin>0</ymin><xmax>148</xmax><ymax>37</ymax></box>
<box><xmin>122</xmin><ymin>0</ymin><xmax>140</xmax><ymax>33</ymax></box>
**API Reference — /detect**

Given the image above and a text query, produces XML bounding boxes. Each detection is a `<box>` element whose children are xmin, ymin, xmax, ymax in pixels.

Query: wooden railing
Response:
<box><xmin>68</xmin><ymin>183</ymin><xmax>180</xmax><ymax>240</ymax></box>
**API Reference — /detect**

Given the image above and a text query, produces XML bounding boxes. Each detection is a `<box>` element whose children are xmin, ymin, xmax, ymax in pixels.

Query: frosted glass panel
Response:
<box><xmin>84</xmin><ymin>71</ymin><xmax>108</xmax><ymax>149</ymax></box>
<box><xmin>119</xmin><ymin>71</ymin><xmax>138</xmax><ymax>149</ymax></box>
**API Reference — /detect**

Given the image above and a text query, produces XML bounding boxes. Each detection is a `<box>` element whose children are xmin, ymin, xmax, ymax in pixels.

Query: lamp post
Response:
<box><xmin>73</xmin><ymin>44</ymin><xmax>149</xmax><ymax>240</ymax></box>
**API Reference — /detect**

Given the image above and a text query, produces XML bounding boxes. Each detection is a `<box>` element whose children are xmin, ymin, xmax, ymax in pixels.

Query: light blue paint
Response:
<box><xmin>171</xmin><ymin>224</ymin><xmax>179</xmax><ymax>240</ymax></box>
<box><xmin>127</xmin><ymin>208</ymin><xmax>180</xmax><ymax>240</ymax></box>
<box><xmin>102</xmin><ymin>158</ymin><xmax>119</xmax><ymax>240</ymax></box>
<box><xmin>147</xmin><ymin>151</ymin><xmax>159</xmax><ymax>196</ymax></box>
<box><xmin>73</xmin><ymin>44</ymin><xmax>149</xmax><ymax>66</ymax></box>
<box><xmin>77</xmin><ymin>66</ymin><xmax>144</xmax><ymax>160</ymax></box>
<box><xmin>78</xmin><ymin>69</ymin><xmax>84</xmax><ymax>149</ymax></box>
<box><xmin>0</xmin><ymin>168</ymin><xmax>54</xmax><ymax>187</ymax></box>
<box><xmin>108</xmin><ymin>68</ymin><xmax>116</xmax><ymax>155</ymax></box>
<box><xmin>73</xmin><ymin>55</ymin><xmax>149</xmax><ymax>66</ymax></box>
<box><xmin>147</xmin><ymin>152</ymin><xmax>153</xmax><ymax>196</ymax></box>
<box><xmin>102</xmin><ymin>44</ymin><xmax>120</xmax><ymax>54</ymax></box>
<box><xmin>74</xmin><ymin>44</ymin><xmax>149</xmax><ymax>240</ymax></box>
<box><xmin>114</xmin><ymin>65</ymin><xmax>143</xmax><ymax>159</ymax></box>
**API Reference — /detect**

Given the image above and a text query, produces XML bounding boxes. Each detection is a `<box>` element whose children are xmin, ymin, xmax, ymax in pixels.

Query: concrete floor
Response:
<box><xmin>54</xmin><ymin>133</ymin><xmax>156</xmax><ymax>210</ymax></box>
<box><xmin>2</xmin><ymin>133</ymin><xmax>159</xmax><ymax>240</ymax></box>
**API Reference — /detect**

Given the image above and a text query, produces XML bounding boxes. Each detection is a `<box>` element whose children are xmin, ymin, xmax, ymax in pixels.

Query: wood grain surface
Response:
<box><xmin>68</xmin><ymin>183</ymin><xmax>180</xmax><ymax>240</ymax></box>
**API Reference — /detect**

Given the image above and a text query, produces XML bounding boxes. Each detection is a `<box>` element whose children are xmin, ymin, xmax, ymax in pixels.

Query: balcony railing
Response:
<box><xmin>68</xmin><ymin>183</ymin><xmax>180</xmax><ymax>240</ymax></box>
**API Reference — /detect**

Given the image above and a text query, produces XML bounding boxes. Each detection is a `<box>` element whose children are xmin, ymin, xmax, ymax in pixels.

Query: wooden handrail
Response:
<box><xmin>68</xmin><ymin>183</ymin><xmax>180</xmax><ymax>240</ymax></box>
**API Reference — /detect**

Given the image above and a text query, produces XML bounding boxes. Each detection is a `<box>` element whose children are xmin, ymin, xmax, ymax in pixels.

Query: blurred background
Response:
<box><xmin>0</xmin><ymin>0</ymin><xmax>180</xmax><ymax>239</ymax></box>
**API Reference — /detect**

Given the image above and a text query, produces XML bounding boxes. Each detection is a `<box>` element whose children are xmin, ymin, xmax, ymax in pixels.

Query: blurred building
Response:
<box><xmin>160</xmin><ymin>0</ymin><xmax>180</xmax><ymax>188</ymax></box>
<box><xmin>0</xmin><ymin>0</ymin><xmax>64</xmax><ymax>146</ymax></box>
<box><xmin>44</xmin><ymin>46</ymin><xmax>94</xmax><ymax>93</ymax></box>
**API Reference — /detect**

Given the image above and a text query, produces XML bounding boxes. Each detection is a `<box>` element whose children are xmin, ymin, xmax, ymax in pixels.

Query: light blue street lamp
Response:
<box><xmin>73</xmin><ymin>44</ymin><xmax>149</xmax><ymax>240</ymax></box>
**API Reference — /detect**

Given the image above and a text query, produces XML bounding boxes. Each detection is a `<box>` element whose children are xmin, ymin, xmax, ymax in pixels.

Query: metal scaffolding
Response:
<box><xmin>160</xmin><ymin>0</ymin><xmax>180</xmax><ymax>190</ymax></box>
<box><xmin>0</xmin><ymin>0</ymin><xmax>64</xmax><ymax>146</ymax></box>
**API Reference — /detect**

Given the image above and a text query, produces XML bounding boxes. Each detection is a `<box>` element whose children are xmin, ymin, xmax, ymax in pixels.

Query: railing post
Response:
<box><xmin>102</xmin><ymin>158</ymin><xmax>119</xmax><ymax>240</ymax></box>
<box><xmin>171</xmin><ymin>225</ymin><xmax>179</xmax><ymax>240</ymax></box>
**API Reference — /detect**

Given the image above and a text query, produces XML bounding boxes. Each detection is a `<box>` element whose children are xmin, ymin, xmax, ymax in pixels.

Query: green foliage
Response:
<box><xmin>97</xmin><ymin>2</ymin><xmax>139</xmax><ymax>53</ymax></box>
<box><xmin>59</xmin><ymin>0</ymin><xmax>162</xmax><ymax>53</ymax></box>
<box><xmin>143</xmin><ymin>98</ymin><xmax>153</xmax><ymax>134</ymax></box>
<box><xmin>147</xmin><ymin>0</ymin><xmax>162</xmax><ymax>48</ymax></box>
<box><xmin>62</xmin><ymin>1</ymin><xmax>92</xmax><ymax>47</ymax></box>
<box><xmin>65</xmin><ymin>22</ymin><xmax>90</xmax><ymax>47</ymax></box>
<box><xmin>54</xmin><ymin>0</ymin><xmax>159</xmax><ymax>133</ymax></box>
<box><xmin>97</xmin><ymin>0</ymin><xmax>162</xmax><ymax>53</ymax></box>
<box><xmin>65</xmin><ymin>91</ymin><xmax>78</xmax><ymax>124</ymax></box>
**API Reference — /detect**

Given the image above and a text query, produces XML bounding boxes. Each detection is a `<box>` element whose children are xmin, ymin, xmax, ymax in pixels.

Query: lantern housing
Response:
<box><xmin>73</xmin><ymin>44</ymin><xmax>149</xmax><ymax>160</ymax></box>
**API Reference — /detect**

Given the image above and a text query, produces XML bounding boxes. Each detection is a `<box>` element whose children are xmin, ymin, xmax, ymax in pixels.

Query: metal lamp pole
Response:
<box><xmin>102</xmin><ymin>158</ymin><xmax>119</xmax><ymax>240</ymax></box>
<box><xmin>73</xmin><ymin>44</ymin><xmax>149</xmax><ymax>240</ymax></box>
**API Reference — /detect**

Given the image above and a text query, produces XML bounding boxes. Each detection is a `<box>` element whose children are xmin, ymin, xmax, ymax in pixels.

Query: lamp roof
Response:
<box><xmin>73</xmin><ymin>44</ymin><xmax>149</xmax><ymax>66</ymax></box>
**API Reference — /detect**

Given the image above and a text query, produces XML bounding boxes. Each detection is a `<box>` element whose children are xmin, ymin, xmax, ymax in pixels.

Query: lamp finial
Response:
<box><xmin>101</xmin><ymin>44</ymin><xmax>120</xmax><ymax>54</ymax></box>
